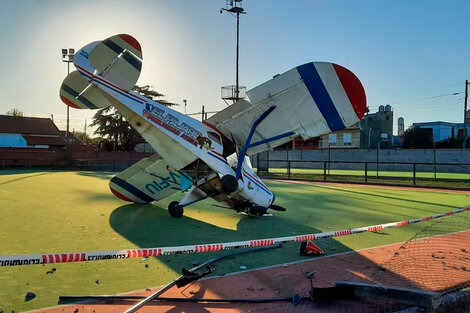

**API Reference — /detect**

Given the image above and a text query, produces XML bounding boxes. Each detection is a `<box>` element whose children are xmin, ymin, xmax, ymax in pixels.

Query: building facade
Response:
<box><xmin>412</xmin><ymin>121</ymin><xmax>470</xmax><ymax>142</ymax></box>
<box><xmin>360</xmin><ymin>105</ymin><xmax>393</xmax><ymax>149</ymax></box>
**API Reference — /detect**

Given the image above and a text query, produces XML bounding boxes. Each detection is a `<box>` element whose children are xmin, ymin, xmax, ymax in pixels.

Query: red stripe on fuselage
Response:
<box><xmin>243</xmin><ymin>169</ymin><xmax>268</xmax><ymax>189</ymax></box>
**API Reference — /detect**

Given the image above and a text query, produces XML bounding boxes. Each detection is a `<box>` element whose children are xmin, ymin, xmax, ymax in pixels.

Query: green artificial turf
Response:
<box><xmin>267</xmin><ymin>167</ymin><xmax>470</xmax><ymax>180</ymax></box>
<box><xmin>0</xmin><ymin>170</ymin><xmax>468</xmax><ymax>312</ymax></box>
<box><xmin>262</xmin><ymin>167</ymin><xmax>470</xmax><ymax>189</ymax></box>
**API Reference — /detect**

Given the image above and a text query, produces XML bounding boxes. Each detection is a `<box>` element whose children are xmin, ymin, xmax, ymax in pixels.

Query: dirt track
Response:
<box><xmin>30</xmin><ymin>230</ymin><xmax>470</xmax><ymax>313</ymax></box>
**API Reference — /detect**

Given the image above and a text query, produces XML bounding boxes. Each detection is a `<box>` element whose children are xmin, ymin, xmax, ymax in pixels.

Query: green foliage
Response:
<box><xmin>402</xmin><ymin>126</ymin><xmax>433</xmax><ymax>149</ymax></box>
<box><xmin>5</xmin><ymin>108</ymin><xmax>24</xmax><ymax>117</ymax></box>
<box><xmin>90</xmin><ymin>85</ymin><xmax>177</xmax><ymax>151</ymax></box>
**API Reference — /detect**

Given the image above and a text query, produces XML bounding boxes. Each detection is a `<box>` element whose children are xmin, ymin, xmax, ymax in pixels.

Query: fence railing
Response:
<box><xmin>255</xmin><ymin>159</ymin><xmax>470</xmax><ymax>189</ymax></box>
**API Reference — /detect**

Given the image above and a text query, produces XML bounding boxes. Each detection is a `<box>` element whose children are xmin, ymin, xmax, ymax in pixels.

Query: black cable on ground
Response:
<box><xmin>59</xmin><ymin>294</ymin><xmax>308</xmax><ymax>304</ymax></box>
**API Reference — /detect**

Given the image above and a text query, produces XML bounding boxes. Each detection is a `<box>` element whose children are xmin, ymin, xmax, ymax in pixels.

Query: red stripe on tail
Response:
<box><xmin>332</xmin><ymin>64</ymin><xmax>367</xmax><ymax>119</ymax></box>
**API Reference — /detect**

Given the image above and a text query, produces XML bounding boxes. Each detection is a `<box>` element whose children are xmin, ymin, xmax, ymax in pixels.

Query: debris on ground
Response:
<box><xmin>247</xmin><ymin>286</ymin><xmax>254</xmax><ymax>291</ymax></box>
<box><xmin>46</xmin><ymin>268</ymin><xmax>56</xmax><ymax>274</ymax></box>
<box><xmin>239</xmin><ymin>265</ymin><xmax>247</xmax><ymax>270</ymax></box>
<box><xmin>95</xmin><ymin>280</ymin><xmax>99</xmax><ymax>284</ymax></box>
<box><xmin>305</xmin><ymin>271</ymin><xmax>313</xmax><ymax>279</ymax></box>
<box><xmin>24</xmin><ymin>292</ymin><xmax>36</xmax><ymax>302</ymax></box>
<box><xmin>299</xmin><ymin>241</ymin><xmax>326</xmax><ymax>256</ymax></box>
<box><xmin>145</xmin><ymin>264</ymin><xmax>149</xmax><ymax>268</ymax></box>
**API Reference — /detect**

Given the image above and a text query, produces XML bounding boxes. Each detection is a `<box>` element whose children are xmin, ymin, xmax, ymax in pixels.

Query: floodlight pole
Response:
<box><xmin>221</xmin><ymin>1</ymin><xmax>246</xmax><ymax>103</ymax></box>
<box><xmin>62</xmin><ymin>48</ymin><xmax>75</xmax><ymax>166</ymax></box>
<box><xmin>236</xmin><ymin>10</ymin><xmax>240</xmax><ymax>101</ymax></box>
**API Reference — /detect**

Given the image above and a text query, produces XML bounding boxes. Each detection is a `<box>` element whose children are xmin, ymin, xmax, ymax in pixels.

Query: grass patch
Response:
<box><xmin>0</xmin><ymin>170</ymin><xmax>468</xmax><ymax>311</ymax></box>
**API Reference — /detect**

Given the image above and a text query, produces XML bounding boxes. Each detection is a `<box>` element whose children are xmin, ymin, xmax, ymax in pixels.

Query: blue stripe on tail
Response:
<box><xmin>297</xmin><ymin>63</ymin><xmax>345</xmax><ymax>131</ymax></box>
<box><xmin>111</xmin><ymin>176</ymin><xmax>154</xmax><ymax>203</ymax></box>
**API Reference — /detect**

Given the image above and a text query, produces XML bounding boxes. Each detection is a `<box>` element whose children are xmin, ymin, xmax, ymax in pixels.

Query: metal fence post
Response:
<box><xmin>365</xmin><ymin>162</ymin><xmax>368</xmax><ymax>183</ymax></box>
<box><xmin>267</xmin><ymin>150</ymin><xmax>270</xmax><ymax>173</ymax></box>
<box><xmin>413</xmin><ymin>163</ymin><xmax>416</xmax><ymax>186</ymax></box>
<box><xmin>256</xmin><ymin>153</ymin><xmax>259</xmax><ymax>176</ymax></box>
<box><xmin>286</xmin><ymin>150</ymin><xmax>290</xmax><ymax>179</ymax></box>
<box><xmin>323</xmin><ymin>161</ymin><xmax>327</xmax><ymax>181</ymax></box>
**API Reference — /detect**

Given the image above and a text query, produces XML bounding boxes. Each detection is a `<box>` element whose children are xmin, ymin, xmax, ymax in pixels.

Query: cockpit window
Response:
<box><xmin>207</xmin><ymin>131</ymin><xmax>222</xmax><ymax>145</ymax></box>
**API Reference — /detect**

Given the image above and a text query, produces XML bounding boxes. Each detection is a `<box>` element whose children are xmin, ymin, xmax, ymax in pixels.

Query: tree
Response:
<box><xmin>6</xmin><ymin>108</ymin><xmax>24</xmax><ymax>117</ymax></box>
<box><xmin>73</xmin><ymin>130</ymin><xmax>102</xmax><ymax>145</ymax></box>
<box><xmin>90</xmin><ymin>85</ymin><xmax>177</xmax><ymax>151</ymax></box>
<box><xmin>401</xmin><ymin>126</ymin><xmax>433</xmax><ymax>149</ymax></box>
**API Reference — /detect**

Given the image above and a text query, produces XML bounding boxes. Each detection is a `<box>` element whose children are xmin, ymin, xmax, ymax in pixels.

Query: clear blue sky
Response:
<box><xmin>0</xmin><ymin>0</ymin><xmax>468</xmax><ymax>134</ymax></box>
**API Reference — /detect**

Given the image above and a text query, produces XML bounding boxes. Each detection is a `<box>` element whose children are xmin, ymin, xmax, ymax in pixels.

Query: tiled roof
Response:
<box><xmin>22</xmin><ymin>135</ymin><xmax>65</xmax><ymax>146</ymax></box>
<box><xmin>0</xmin><ymin>115</ymin><xmax>61</xmax><ymax>135</ymax></box>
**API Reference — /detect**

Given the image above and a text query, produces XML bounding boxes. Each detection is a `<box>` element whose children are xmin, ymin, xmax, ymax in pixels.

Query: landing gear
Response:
<box><xmin>221</xmin><ymin>174</ymin><xmax>238</xmax><ymax>194</ymax></box>
<box><xmin>247</xmin><ymin>205</ymin><xmax>268</xmax><ymax>217</ymax></box>
<box><xmin>168</xmin><ymin>201</ymin><xmax>184</xmax><ymax>218</ymax></box>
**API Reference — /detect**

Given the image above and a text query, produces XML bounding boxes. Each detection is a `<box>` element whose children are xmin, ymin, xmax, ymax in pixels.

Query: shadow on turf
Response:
<box><xmin>108</xmin><ymin>202</ymin><xmax>425</xmax><ymax>310</ymax></box>
<box><xmin>310</xmin><ymin>184</ymin><xmax>461</xmax><ymax>211</ymax></box>
<box><xmin>0</xmin><ymin>171</ymin><xmax>50</xmax><ymax>186</ymax></box>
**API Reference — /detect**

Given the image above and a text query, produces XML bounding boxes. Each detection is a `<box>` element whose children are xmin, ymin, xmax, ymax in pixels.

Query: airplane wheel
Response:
<box><xmin>168</xmin><ymin>201</ymin><xmax>184</xmax><ymax>218</ymax></box>
<box><xmin>221</xmin><ymin>174</ymin><xmax>238</xmax><ymax>194</ymax></box>
<box><xmin>247</xmin><ymin>205</ymin><xmax>267</xmax><ymax>217</ymax></box>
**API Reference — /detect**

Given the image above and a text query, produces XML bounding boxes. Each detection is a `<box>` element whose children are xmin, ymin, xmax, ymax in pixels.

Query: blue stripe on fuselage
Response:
<box><xmin>297</xmin><ymin>63</ymin><xmax>345</xmax><ymax>131</ymax></box>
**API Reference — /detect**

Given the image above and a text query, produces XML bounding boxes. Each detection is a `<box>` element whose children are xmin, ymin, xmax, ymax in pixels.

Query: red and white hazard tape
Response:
<box><xmin>1</xmin><ymin>206</ymin><xmax>469</xmax><ymax>267</ymax></box>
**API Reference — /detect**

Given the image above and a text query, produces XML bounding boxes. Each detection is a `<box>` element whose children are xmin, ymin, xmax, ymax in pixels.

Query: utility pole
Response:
<box><xmin>464</xmin><ymin>80</ymin><xmax>469</xmax><ymax>149</ymax></box>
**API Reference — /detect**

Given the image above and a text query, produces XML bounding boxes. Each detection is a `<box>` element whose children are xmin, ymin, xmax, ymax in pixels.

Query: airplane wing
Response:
<box><xmin>213</xmin><ymin>62</ymin><xmax>367</xmax><ymax>155</ymax></box>
<box><xmin>109</xmin><ymin>153</ymin><xmax>186</xmax><ymax>203</ymax></box>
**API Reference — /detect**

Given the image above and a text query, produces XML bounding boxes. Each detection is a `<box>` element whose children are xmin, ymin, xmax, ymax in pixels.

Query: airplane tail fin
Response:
<box><xmin>59</xmin><ymin>34</ymin><xmax>143</xmax><ymax>109</ymax></box>
<box><xmin>59</xmin><ymin>71</ymin><xmax>113</xmax><ymax>109</ymax></box>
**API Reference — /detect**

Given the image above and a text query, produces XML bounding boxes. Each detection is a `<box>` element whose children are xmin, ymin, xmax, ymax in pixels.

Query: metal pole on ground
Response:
<box><xmin>122</xmin><ymin>245</ymin><xmax>281</xmax><ymax>313</ymax></box>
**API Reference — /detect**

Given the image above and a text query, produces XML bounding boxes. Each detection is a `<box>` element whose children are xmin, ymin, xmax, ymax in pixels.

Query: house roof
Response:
<box><xmin>22</xmin><ymin>135</ymin><xmax>65</xmax><ymax>146</ymax></box>
<box><xmin>0</xmin><ymin>115</ymin><xmax>61</xmax><ymax>135</ymax></box>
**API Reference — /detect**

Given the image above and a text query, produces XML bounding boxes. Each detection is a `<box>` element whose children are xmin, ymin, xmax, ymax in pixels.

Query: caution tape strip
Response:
<box><xmin>1</xmin><ymin>206</ymin><xmax>469</xmax><ymax>267</ymax></box>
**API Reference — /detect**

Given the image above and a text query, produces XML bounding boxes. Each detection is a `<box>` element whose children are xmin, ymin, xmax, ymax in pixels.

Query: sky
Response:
<box><xmin>0</xmin><ymin>0</ymin><xmax>469</xmax><ymax>135</ymax></box>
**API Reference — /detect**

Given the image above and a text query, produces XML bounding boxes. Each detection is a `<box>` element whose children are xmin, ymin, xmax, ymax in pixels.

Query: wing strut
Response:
<box><xmin>235</xmin><ymin>105</ymin><xmax>295</xmax><ymax>179</ymax></box>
